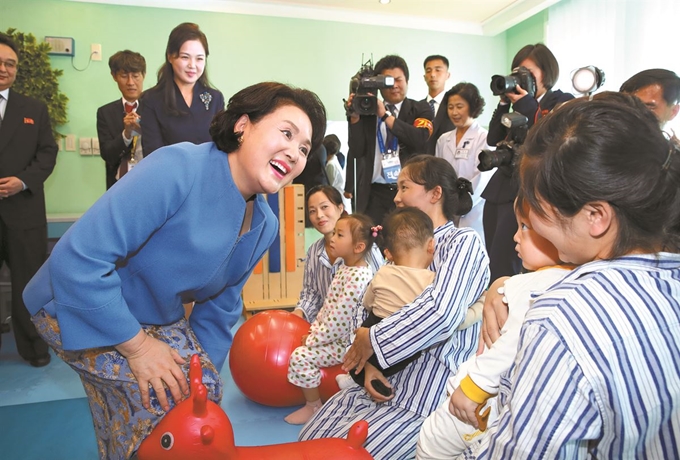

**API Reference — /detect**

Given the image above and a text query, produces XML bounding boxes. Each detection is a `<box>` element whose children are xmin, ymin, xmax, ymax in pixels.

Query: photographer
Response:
<box><xmin>344</xmin><ymin>55</ymin><xmax>433</xmax><ymax>226</ymax></box>
<box><xmin>483</xmin><ymin>43</ymin><xmax>573</xmax><ymax>282</ymax></box>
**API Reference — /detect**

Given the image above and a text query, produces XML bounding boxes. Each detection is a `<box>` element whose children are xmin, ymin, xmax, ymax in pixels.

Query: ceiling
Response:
<box><xmin>69</xmin><ymin>0</ymin><xmax>561</xmax><ymax>35</ymax></box>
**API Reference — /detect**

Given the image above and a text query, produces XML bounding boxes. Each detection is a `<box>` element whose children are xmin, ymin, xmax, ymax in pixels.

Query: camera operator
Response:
<box><xmin>344</xmin><ymin>55</ymin><xmax>433</xmax><ymax>226</ymax></box>
<box><xmin>483</xmin><ymin>43</ymin><xmax>574</xmax><ymax>282</ymax></box>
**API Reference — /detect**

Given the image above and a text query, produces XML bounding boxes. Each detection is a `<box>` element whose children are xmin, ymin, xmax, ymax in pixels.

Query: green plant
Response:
<box><xmin>4</xmin><ymin>28</ymin><xmax>68</xmax><ymax>138</ymax></box>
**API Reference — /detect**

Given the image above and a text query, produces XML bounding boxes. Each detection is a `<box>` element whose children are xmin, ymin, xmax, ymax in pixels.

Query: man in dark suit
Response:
<box><xmin>344</xmin><ymin>55</ymin><xmax>433</xmax><ymax>226</ymax></box>
<box><xmin>96</xmin><ymin>50</ymin><xmax>146</xmax><ymax>189</ymax></box>
<box><xmin>0</xmin><ymin>34</ymin><xmax>57</xmax><ymax>366</ymax></box>
<box><xmin>423</xmin><ymin>55</ymin><xmax>454</xmax><ymax>155</ymax></box>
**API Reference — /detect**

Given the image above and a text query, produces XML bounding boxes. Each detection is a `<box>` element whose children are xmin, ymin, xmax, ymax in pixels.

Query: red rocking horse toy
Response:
<box><xmin>136</xmin><ymin>355</ymin><xmax>373</xmax><ymax>459</ymax></box>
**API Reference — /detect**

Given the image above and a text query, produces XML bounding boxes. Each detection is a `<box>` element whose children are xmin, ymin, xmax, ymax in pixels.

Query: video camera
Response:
<box><xmin>490</xmin><ymin>66</ymin><xmax>537</xmax><ymax>98</ymax></box>
<box><xmin>348</xmin><ymin>59</ymin><xmax>395</xmax><ymax>116</ymax></box>
<box><xmin>477</xmin><ymin>112</ymin><xmax>528</xmax><ymax>172</ymax></box>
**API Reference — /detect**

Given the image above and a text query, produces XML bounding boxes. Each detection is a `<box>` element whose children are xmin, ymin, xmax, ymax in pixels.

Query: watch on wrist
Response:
<box><xmin>381</xmin><ymin>111</ymin><xmax>392</xmax><ymax>122</ymax></box>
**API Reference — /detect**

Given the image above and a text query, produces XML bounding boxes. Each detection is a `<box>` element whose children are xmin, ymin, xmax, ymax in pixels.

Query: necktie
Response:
<box><xmin>0</xmin><ymin>94</ymin><xmax>4</xmax><ymax>129</ymax></box>
<box><xmin>385</xmin><ymin>104</ymin><xmax>397</xmax><ymax>152</ymax></box>
<box><xmin>429</xmin><ymin>99</ymin><xmax>436</xmax><ymax>117</ymax></box>
<box><xmin>119</xmin><ymin>102</ymin><xmax>138</xmax><ymax>178</ymax></box>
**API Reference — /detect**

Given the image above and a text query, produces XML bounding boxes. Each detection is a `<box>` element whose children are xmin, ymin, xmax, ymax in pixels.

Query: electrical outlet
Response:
<box><xmin>91</xmin><ymin>138</ymin><xmax>100</xmax><ymax>155</ymax></box>
<box><xmin>65</xmin><ymin>134</ymin><xmax>76</xmax><ymax>152</ymax></box>
<box><xmin>79</xmin><ymin>137</ymin><xmax>92</xmax><ymax>156</ymax></box>
<box><xmin>91</xmin><ymin>44</ymin><xmax>102</xmax><ymax>61</ymax></box>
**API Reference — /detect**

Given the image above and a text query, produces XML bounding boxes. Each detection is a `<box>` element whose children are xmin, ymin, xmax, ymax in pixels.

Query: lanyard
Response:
<box><xmin>377</xmin><ymin>119</ymin><xmax>399</xmax><ymax>155</ymax></box>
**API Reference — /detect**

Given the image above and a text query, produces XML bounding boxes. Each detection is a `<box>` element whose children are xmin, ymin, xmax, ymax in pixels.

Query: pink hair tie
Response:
<box><xmin>371</xmin><ymin>225</ymin><xmax>383</xmax><ymax>238</ymax></box>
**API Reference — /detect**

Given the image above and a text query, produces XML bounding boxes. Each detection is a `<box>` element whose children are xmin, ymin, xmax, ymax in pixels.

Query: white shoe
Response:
<box><xmin>335</xmin><ymin>373</ymin><xmax>357</xmax><ymax>390</ymax></box>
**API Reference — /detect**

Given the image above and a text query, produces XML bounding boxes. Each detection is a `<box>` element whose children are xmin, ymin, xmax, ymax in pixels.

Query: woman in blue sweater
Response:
<box><xmin>23</xmin><ymin>82</ymin><xmax>326</xmax><ymax>460</ymax></box>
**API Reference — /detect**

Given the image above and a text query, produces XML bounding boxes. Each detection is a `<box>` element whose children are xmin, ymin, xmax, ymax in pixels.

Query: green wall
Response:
<box><xmin>1</xmin><ymin>0</ymin><xmax>511</xmax><ymax>215</ymax></box>
<box><xmin>505</xmin><ymin>10</ymin><xmax>547</xmax><ymax>67</ymax></box>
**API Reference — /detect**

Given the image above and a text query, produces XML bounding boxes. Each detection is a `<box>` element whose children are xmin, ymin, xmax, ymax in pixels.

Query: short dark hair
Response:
<box><xmin>520</xmin><ymin>91</ymin><xmax>680</xmax><ymax>255</ymax></box>
<box><xmin>445</xmin><ymin>82</ymin><xmax>485</xmax><ymax>119</ymax></box>
<box><xmin>338</xmin><ymin>213</ymin><xmax>375</xmax><ymax>258</ymax></box>
<box><xmin>210</xmin><ymin>81</ymin><xmax>327</xmax><ymax>155</ymax></box>
<box><xmin>511</xmin><ymin>43</ymin><xmax>560</xmax><ymax>91</ymax></box>
<box><xmin>402</xmin><ymin>155</ymin><xmax>473</xmax><ymax>221</ymax></box>
<box><xmin>0</xmin><ymin>33</ymin><xmax>20</xmax><ymax>58</ymax></box>
<box><xmin>620</xmin><ymin>69</ymin><xmax>680</xmax><ymax>106</ymax></box>
<box><xmin>108</xmin><ymin>50</ymin><xmax>146</xmax><ymax>75</ymax></box>
<box><xmin>322</xmin><ymin>134</ymin><xmax>341</xmax><ymax>157</ymax></box>
<box><xmin>423</xmin><ymin>55</ymin><xmax>449</xmax><ymax>69</ymax></box>
<box><xmin>380</xmin><ymin>207</ymin><xmax>434</xmax><ymax>257</ymax></box>
<box><xmin>375</xmin><ymin>54</ymin><xmax>410</xmax><ymax>82</ymax></box>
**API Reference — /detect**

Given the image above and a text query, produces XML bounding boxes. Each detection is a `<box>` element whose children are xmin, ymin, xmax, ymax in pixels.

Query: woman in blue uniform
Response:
<box><xmin>139</xmin><ymin>22</ymin><xmax>224</xmax><ymax>155</ymax></box>
<box><xmin>23</xmin><ymin>82</ymin><xmax>326</xmax><ymax>460</ymax></box>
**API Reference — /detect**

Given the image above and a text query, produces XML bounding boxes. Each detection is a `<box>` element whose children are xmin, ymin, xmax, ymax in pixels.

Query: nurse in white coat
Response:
<box><xmin>435</xmin><ymin>82</ymin><xmax>494</xmax><ymax>243</ymax></box>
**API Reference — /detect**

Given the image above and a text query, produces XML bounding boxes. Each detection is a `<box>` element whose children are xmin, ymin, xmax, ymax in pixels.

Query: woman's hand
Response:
<box><xmin>506</xmin><ymin>85</ymin><xmax>529</xmax><ymax>104</ymax></box>
<box><xmin>480</xmin><ymin>277</ymin><xmax>510</xmax><ymax>350</ymax></box>
<box><xmin>342</xmin><ymin>327</ymin><xmax>373</xmax><ymax>373</ymax></box>
<box><xmin>449</xmin><ymin>387</ymin><xmax>480</xmax><ymax>429</ymax></box>
<box><xmin>116</xmin><ymin>330</ymin><xmax>189</xmax><ymax>411</ymax></box>
<box><xmin>363</xmin><ymin>363</ymin><xmax>394</xmax><ymax>403</ymax></box>
<box><xmin>291</xmin><ymin>308</ymin><xmax>305</xmax><ymax>319</ymax></box>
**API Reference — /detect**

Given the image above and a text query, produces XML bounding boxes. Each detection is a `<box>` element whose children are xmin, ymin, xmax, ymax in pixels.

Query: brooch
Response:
<box><xmin>200</xmin><ymin>92</ymin><xmax>212</xmax><ymax>111</ymax></box>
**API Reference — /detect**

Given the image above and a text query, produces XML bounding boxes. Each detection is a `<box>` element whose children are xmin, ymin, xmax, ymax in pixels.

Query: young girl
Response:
<box><xmin>417</xmin><ymin>194</ymin><xmax>574</xmax><ymax>459</ymax></box>
<box><xmin>293</xmin><ymin>186</ymin><xmax>382</xmax><ymax>324</ymax></box>
<box><xmin>344</xmin><ymin>207</ymin><xmax>436</xmax><ymax>393</ymax></box>
<box><xmin>285</xmin><ymin>213</ymin><xmax>376</xmax><ymax>425</ymax></box>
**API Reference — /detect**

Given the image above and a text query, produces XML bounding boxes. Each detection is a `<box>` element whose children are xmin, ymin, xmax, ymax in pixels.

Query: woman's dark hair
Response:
<box><xmin>512</xmin><ymin>43</ymin><xmax>559</xmax><ymax>91</ymax></box>
<box><xmin>444</xmin><ymin>82</ymin><xmax>485</xmax><ymax>119</ymax></box>
<box><xmin>402</xmin><ymin>155</ymin><xmax>473</xmax><ymax>221</ymax></box>
<box><xmin>379</xmin><ymin>207</ymin><xmax>434</xmax><ymax>257</ymax></box>
<box><xmin>155</xmin><ymin>23</ymin><xmax>213</xmax><ymax>116</ymax></box>
<box><xmin>338</xmin><ymin>213</ymin><xmax>375</xmax><ymax>258</ymax></box>
<box><xmin>520</xmin><ymin>91</ymin><xmax>680</xmax><ymax>256</ymax></box>
<box><xmin>306</xmin><ymin>185</ymin><xmax>345</xmax><ymax>214</ymax></box>
<box><xmin>210</xmin><ymin>82</ymin><xmax>327</xmax><ymax>154</ymax></box>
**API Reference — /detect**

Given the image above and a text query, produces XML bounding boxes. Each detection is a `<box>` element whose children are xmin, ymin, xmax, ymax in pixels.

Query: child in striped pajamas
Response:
<box><xmin>285</xmin><ymin>213</ymin><xmax>376</xmax><ymax>424</ymax></box>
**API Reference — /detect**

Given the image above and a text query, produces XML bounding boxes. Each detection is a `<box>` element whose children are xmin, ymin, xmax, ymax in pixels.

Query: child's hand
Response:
<box><xmin>448</xmin><ymin>387</ymin><xmax>481</xmax><ymax>429</ymax></box>
<box><xmin>300</xmin><ymin>334</ymin><xmax>309</xmax><ymax>346</ymax></box>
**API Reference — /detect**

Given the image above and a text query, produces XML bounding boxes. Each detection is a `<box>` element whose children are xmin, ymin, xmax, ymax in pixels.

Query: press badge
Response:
<box><xmin>382</xmin><ymin>153</ymin><xmax>401</xmax><ymax>183</ymax></box>
<box><xmin>454</xmin><ymin>148</ymin><xmax>469</xmax><ymax>160</ymax></box>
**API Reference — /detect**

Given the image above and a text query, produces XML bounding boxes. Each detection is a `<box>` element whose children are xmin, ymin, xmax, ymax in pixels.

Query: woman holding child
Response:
<box><xmin>299</xmin><ymin>155</ymin><xmax>490</xmax><ymax>458</ymax></box>
<box><xmin>468</xmin><ymin>93</ymin><xmax>680</xmax><ymax>457</ymax></box>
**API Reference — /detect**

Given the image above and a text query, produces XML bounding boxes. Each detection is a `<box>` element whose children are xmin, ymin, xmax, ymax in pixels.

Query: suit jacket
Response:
<box><xmin>345</xmin><ymin>98</ymin><xmax>432</xmax><ymax>213</ymax></box>
<box><xmin>139</xmin><ymin>82</ymin><xmax>225</xmax><ymax>156</ymax></box>
<box><xmin>96</xmin><ymin>99</ymin><xmax>133</xmax><ymax>189</ymax></box>
<box><xmin>0</xmin><ymin>89</ymin><xmax>57</xmax><ymax>229</ymax></box>
<box><xmin>424</xmin><ymin>97</ymin><xmax>454</xmax><ymax>155</ymax></box>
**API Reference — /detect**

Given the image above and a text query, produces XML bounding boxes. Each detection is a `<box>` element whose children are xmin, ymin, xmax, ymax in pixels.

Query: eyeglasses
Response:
<box><xmin>0</xmin><ymin>60</ymin><xmax>17</xmax><ymax>71</ymax></box>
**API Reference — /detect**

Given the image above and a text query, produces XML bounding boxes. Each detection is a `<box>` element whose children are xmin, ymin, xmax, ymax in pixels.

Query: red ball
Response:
<box><xmin>229</xmin><ymin>310</ymin><xmax>344</xmax><ymax>407</ymax></box>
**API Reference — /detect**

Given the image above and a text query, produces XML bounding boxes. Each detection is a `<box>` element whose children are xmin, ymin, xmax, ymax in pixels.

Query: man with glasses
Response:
<box><xmin>0</xmin><ymin>33</ymin><xmax>57</xmax><ymax>367</ymax></box>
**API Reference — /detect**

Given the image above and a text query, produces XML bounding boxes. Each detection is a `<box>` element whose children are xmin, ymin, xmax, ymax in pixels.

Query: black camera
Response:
<box><xmin>490</xmin><ymin>66</ymin><xmax>537</xmax><ymax>98</ymax></box>
<box><xmin>348</xmin><ymin>60</ymin><xmax>395</xmax><ymax>116</ymax></box>
<box><xmin>478</xmin><ymin>113</ymin><xmax>528</xmax><ymax>172</ymax></box>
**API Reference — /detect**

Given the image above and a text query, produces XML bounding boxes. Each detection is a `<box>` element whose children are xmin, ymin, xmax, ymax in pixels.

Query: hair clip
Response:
<box><xmin>371</xmin><ymin>225</ymin><xmax>383</xmax><ymax>238</ymax></box>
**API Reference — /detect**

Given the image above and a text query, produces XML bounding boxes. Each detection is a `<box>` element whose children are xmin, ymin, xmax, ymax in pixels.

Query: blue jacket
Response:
<box><xmin>24</xmin><ymin>142</ymin><xmax>277</xmax><ymax>370</ymax></box>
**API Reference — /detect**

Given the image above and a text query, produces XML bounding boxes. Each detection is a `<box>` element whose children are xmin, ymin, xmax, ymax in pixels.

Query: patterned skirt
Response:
<box><xmin>32</xmin><ymin>309</ymin><xmax>223</xmax><ymax>460</ymax></box>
